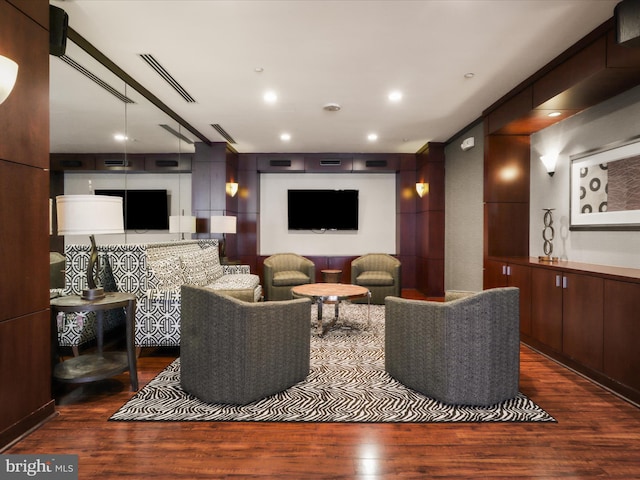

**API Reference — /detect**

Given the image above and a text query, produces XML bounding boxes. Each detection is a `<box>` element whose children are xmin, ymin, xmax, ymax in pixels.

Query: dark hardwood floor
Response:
<box><xmin>6</xmin><ymin>290</ymin><xmax>640</xmax><ymax>478</ymax></box>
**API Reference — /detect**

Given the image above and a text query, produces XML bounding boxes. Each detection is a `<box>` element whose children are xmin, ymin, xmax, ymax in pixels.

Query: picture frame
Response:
<box><xmin>570</xmin><ymin>136</ymin><xmax>640</xmax><ymax>231</ymax></box>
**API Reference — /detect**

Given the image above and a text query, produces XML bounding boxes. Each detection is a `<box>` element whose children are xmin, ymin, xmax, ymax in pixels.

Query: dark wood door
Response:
<box><xmin>531</xmin><ymin>267</ymin><xmax>563</xmax><ymax>352</ymax></box>
<box><xmin>509</xmin><ymin>263</ymin><xmax>532</xmax><ymax>337</ymax></box>
<box><xmin>603</xmin><ymin>279</ymin><xmax>640</xmax><ymax>393</ymax></box>
<box><xmin>562</xmin><ymin>273</ymin><xmax>604</xmax><ymax>371</ymax></box>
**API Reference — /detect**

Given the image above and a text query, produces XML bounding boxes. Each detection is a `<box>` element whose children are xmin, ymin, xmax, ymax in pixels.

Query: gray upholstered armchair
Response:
<box><xmin>351</xmin><ymin>253</ymin><xmax>401</xmax><ymax>304</ymax></box>
<box><xmin>385</xmin><ymin>287</ymin><xmax>520</xmax><ymax>406</ymax></box>
<box><xmin>180</xmin><ymin>286</ymin><xmax>312</xmax><ymax>405</ymax></box>
<box><xmin>263</xmin><ymin>253</ymin><xmax>315</xmax><ymax>301</ymax></box>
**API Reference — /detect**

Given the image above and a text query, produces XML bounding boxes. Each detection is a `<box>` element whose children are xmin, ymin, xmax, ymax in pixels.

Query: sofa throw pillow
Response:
<box><xmin>180</xmin><ymin>250</ymin><xmax>210</xmax><ymax>287</ymax></box>
<box><xmin>147</xmin><ymin>255</ymin><xmax>183</xmax><ymax>292</ymax></box>
<box><xmin>200</xmin><ymin>245</ymin><xmax>224</xmax><ymax>283</ymax></box>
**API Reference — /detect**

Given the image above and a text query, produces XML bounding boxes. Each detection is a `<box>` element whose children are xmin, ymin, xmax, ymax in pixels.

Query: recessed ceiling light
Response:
<box><xmin>464</xmin><ymin>72</ymin><xmax>475</xmax><ymax>79</ymax></box>
<box><xmin>114</xmin><ymin>133</ymin><xmax>128</xmax><ymax>142</ymax></box>
<box><xmin>548</xmin><ymin>111</ymin><xmax>562</xmax><ymax>117</ymax></box>
<box><xmin>367</xmin><ymin>133</ymin><xmax>378</xmax><ymax>141</ymax></box>
<box><xmin>254</xmin><ymin>67</ymin><xmax>264</xmax><ymax>73</ymax></box>
<box><xmin>388</xmin><ymin>90</ymin><xmax>403</xmax><ymax>102</ymax></box>
<box><xmin>263</xmin><ymin>90</ymin><xmax>277</xmax><ymax>103</ymax></box>
<box><xmin>280</xmin><ymin>133</ymin><xmax>291</xmax><ymax>141</ymax></box>
<box><xmin>323</xmin><ymin>102</ymin><xmax>341</xmax><ymax>112</ymax></box>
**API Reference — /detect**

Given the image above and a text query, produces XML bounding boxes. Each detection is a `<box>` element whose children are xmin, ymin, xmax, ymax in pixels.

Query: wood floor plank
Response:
<box><xmin>5</xmin><ymin>294</ymin><xmax>640</xmax><ymax>478</ymax></box>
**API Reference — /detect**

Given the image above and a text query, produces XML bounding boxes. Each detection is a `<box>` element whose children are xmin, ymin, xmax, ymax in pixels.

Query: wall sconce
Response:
<box><xmin>540</xmin><ymin>154</ymin><xmax>558</xmax><ymax>176</ymax></box>
<box><xmin>0</xmin><ymin>55</ymin><xmax>19</xmax><ymax>105</ymax></box>
<box><xmin>226</xmin><ymin>182</ymin><xmax>239</xmax><ymax>197</ymax></box>
<box><xmin>416</xmin><ymin>182</ymin><xmax>429</xmax><ymax>198</ymax></box>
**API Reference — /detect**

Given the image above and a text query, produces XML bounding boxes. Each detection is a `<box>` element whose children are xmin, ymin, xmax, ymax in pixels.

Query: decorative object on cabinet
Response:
<box><xmin>570</xmin><ymin>136</ymin><xmax>640</xmax><ymax>230</ymax></box>
<box><xmin>539</xmin><ymin>208</ymin><xmax>558</xmax><ymax>263</ymax></box>
<box><xmin>0</xmin><ymin>54</ymin><xmax>18</xmax><ymax>104</ymax></box>
<box><xmin>56</xmin><ymin>195</ymin><xmax>124</xmax><ymax>300</ymax></box>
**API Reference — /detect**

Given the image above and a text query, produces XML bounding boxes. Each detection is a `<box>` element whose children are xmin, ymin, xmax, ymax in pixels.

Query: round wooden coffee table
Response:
<box><xmin>291</xmin><ymin>283</ymin><xmax>371</xmax><ymax>335</ymax></box>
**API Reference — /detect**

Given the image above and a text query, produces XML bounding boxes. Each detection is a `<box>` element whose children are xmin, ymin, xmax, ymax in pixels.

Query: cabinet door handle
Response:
<box><xmin>555</xmin><ymin>274</ymin><xmax>562</xmax><ymax>288</ymax></box>
<box><xmin>507</xmin><ymin>266</ymin><xmax>512</xmax><ymax>276</ymax></box>
<box><xmin>562</xmin><ymin>276</ymin><xmax>568</xmax><ymax>289</ymax></box>
<box><xmin>502</xmin><ymin>265</ymin><xmax>507</xmax><ymax>275</ymax></box>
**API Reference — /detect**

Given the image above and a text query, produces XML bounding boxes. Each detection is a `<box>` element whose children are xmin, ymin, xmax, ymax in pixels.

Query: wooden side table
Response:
<box><xmin>50</xmin><ymin>292</ymin><xmax>138</xmax><ymax>391</ymax></box>
<box><xmin>321</xmin><ymin>269</ymin><xmax>342</xmax><ymax>283</ymax></box>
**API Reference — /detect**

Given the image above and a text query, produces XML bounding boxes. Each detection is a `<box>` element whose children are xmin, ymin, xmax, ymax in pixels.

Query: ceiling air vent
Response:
<box><xmin>139</xmin><ymin>54</ymin><xmax>196</xmax><ymax>103</ymax></box>
<box><xmin>320</xmin><ymin>159</ymin><xmax>341</xmax><ymax>166</ymax></box>
<box><xmin>103</xmin><ymin>159</ymin><xmax>126</xmax><ymax>167</ymax></box>
<box><xmin>210</xmin><ymin>124</ymin><xmax>237</xmax><ymax>144</ymax></box>
<box><xmin>270</xmin><ymin>159</ymin><xmax>291</xmax><ymax>167</ymax></box>
<box><xmin>366</xmin><ymin>160</ymin><xmax>387</xmax><ymax>168</ymax></box>
<box><xmin>59</xmin><ymin>55</ymin><xmax>135</xmax><ymax>104</ymax></box>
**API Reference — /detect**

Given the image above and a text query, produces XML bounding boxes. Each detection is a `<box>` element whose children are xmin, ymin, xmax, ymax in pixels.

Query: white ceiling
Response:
<box><xmin>49</xmin><ymin>0</ymin><xmax>620</xmax><ymax>155</ymax></box>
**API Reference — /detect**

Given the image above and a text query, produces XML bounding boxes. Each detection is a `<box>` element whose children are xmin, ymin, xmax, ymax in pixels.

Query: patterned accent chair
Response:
<box><xmin>385</xmin><ymin>287</ymin><xmax>520</xmax><ymax>406</ymax></box>
<box><xmin>351</xmin><ymin>253</ymin><xmax>401</xmax><ymax>304</ymax></box>
<box><xmin>180</xmin><ymin>286</ymin><xmax>312</xmax><ymax>405</ymax></box>
<box><xmin>263</xmin><ymin>253</ymin><xmax>315</xmax><ymax>301</ymax></box>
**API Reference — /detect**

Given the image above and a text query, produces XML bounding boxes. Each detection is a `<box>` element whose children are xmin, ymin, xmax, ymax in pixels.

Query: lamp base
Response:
<box><xmin>82</xmin><ymin>287</ymin><xmax>105</xmax><ymax>301</ymax></box>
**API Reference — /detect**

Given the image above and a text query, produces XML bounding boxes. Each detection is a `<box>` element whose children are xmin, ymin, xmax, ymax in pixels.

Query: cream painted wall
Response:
<box><xmin>259</xmin><ymin>173</ymin><xmax>396</xmax><ymax>256</ymax></box>
<box><xmin>530</xmin><ymin>84</ymin><xmax>640</xmax><ymax>269</ymax></box>
<box><xmin>444</xmin><ymin>122</ymin><xmax>484</xmax><ymax>291</ymax></box>
<box><xmin>62</xmin><ymin>172</ymin><xmax>192</xmax><ymax>245</ymax></box>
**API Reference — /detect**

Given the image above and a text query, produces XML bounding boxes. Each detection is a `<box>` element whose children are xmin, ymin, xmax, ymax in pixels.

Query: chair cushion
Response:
<box><xmin>200</xmin><ymin>245</ymin><xmax>224</xmax><ymax>283</ymax></box>
<box><xmin>180</xmin><ymin>251</ymin><xmax>209</xmax><ymax>287</ymax></box>
<box><xmin>208</xmin><ymin>273</ymin><xmax>261</xmax><ymax>291</ymax></box>
<box><xmin>356</xmin><ymin>271</ymin><xmax>394</xmax><ymax>286</ymax></box>
<box><xmin>273</xmin><ymin>270</ymin><xmax>310</xmax><ymax>286</ymax></box>
<box><xmin>148</xmin><ymin>255</ymin><xmax>183</xmax><ymax>292</ymax></box>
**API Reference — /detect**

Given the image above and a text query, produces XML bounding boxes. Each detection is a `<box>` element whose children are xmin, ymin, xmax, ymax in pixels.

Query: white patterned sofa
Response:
<box><xmin>56</xmin><ymin>240</ymin><xmax>262</xmax><ymax>352</ymax></box>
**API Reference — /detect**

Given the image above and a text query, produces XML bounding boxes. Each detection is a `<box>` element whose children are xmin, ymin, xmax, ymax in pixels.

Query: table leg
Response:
<box><xmin>317</xmin><ymin>298</ymin><xmax>324</xmax><ymax>336</ymax></box>
<box><xmin>126</xmin><ymin>299</ymin><xmax>139</xmax><ymax>391</ymax></box>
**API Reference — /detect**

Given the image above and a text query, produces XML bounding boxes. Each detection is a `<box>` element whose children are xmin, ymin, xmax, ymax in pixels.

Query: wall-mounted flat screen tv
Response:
<box><xmin>95</xmin><ymin>189</ymin><xmax>169</xmax><ymax>230</ymax></box>
<box><xmin>288</xmin><ymin>189</ymin><xmax>358</xmax><ymax>230</ymax></box>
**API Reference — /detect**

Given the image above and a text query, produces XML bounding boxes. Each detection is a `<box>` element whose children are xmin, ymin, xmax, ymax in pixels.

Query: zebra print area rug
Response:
<box><xmin>110</xmin><ymin>304</ymin><xmax>555</xmax><ymax>423</ymax></box>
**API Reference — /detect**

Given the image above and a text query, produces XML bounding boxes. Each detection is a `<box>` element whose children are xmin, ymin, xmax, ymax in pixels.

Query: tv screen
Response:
<box><xmin>288</xmin><ymin>189</ymin><xmax>358</xmax><ymax>230</ymax></box>
<box><xmin>95</xmin><ymin>189</ymin><xmax>169</xmax><ymax>230</ymax></box>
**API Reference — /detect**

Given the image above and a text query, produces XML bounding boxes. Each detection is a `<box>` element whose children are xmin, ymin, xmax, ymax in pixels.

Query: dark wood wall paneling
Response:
<box><xmin>0</xmin><ymin>0</ymin><xmax>55</xmax><ymax>449</ymax></box>
<box><xmin>231</xmin><ymin>151</ymin><xmax>444</xmax><ymax>295</ymax></box>
<box><xmin>415</xmin><ymin>143</ymin><xmax>445</xmax><ymax>297</ymax></box>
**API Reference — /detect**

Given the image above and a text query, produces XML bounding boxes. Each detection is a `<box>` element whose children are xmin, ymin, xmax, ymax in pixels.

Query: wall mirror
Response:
<box><xmin>570</xmin><ymin>136</ymin><xmax>640</xmax><ymax>230</ymax></box>
<box><xmin>50</xmin><ymin>34</ymin><xmax>197</xmax><ymax>244</ymax></box>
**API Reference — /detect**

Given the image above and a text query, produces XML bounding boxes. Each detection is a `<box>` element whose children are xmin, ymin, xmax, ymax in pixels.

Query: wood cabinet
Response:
<box><xmin>494</xmin><ymin>257</ymin><xmax>639</xmax><ymax>404</ymax></box>
<box><xmin>603</xmin><ymin>280</ymin><xmax>640</xmax><ymax>395</ymax></box>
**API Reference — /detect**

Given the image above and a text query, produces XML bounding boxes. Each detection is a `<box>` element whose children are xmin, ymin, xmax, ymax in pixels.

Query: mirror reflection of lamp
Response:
<box><xmin>210</xmin><ymin>215</ymin><xmax>237</xmax><ymax>263</ymax></box>
<box><xmin>169</xmin><ymin>210</ymin><xmax>196</xmax><ymax>240</ymax></box>
<box><xmin>0</xmin><ymin>55</ymin><xmax>19</xmax><ymax>105</ymax></box>
<box><xmin>56</xmin><ymin>195</ymin><xmax>125</xmax><ymax>300</ymax></box>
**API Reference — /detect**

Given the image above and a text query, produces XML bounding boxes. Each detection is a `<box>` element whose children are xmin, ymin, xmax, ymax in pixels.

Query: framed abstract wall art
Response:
<box><xmin>570</xmin><ymin>136</ymin><xmax>640</xmax><ymax>230</ymax></box>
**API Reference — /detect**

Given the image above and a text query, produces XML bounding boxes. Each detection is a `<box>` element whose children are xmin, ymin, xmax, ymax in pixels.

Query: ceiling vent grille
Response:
<box><xmin>159</xmin><ymin>124</ymin><xmax>194</xmax><ymax>144</ymax></box>
<box><xmin>139</xmin><ymin>54</ymin><xmax>196</xmax><ymax>103</ymax></box>
<box><xmin>59</xmin><ymin>55</ymin><xmax>135</xmax><ymax>104</ymax></box>
<box><xmin>210</xmin><ymin>124</ymin><xmax>237</xmax><ymax>144</ymax></box>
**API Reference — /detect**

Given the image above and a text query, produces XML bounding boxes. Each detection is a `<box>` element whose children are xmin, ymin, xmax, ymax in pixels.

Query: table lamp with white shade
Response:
<box><xmin>210</xmin><ymin>215</ymin><xmax>236</xmax><ymax>262</ymax></box>
<box><xmin>56</xmin><ymin>195</ymin><xmax>124</xmax><ymax>300</ymax></box>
